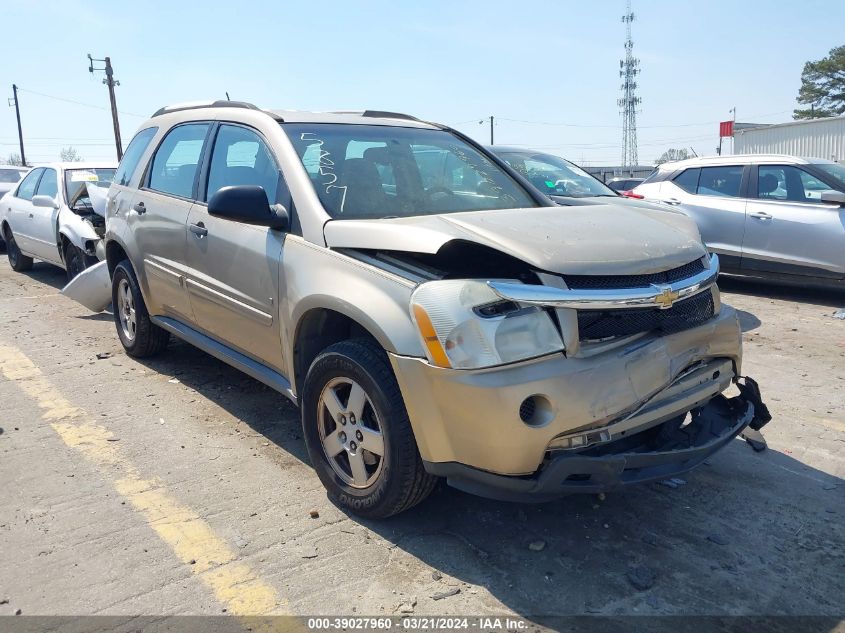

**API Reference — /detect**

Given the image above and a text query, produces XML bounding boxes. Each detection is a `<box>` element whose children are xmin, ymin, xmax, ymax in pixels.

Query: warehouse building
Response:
<box><xmin>733</xmin><ymin>116</ymin><xmax>845</xmax><ymax>163</ymax></box>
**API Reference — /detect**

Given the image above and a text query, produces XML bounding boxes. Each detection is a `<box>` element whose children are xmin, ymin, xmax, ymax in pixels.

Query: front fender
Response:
<box><xmin>281</xmin><ymin>237</ymin><xmax>426</xmax><ymax>382</ymax></box>
<box><xmin>59</xmin><ymin>208</ymin><xmax>103</xmax><ymax>258</ymax></box>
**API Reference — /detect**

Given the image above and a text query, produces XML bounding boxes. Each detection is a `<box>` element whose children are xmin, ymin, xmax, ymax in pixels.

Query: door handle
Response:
<box><xmin>28</xmin><ymin>213</ymin><xmax>34</xmax><ymax>218</ymax></box>
<box><xmin>190</xmin><ymin>222</ymin><xmax>208</xmax><ymax>238</ymax></box>
<box><xmin>133</xmin><ymin>201</ymin><xmax>147</xmax><ymax>214</ymax></box>
<box><xmin>750</xmin><ymin>211</ymin><xmax>772</xmax><ymax>220</ymax></box>
<box><xmin>662</xmin><ymin>198</ymin><xmax>682</xmax><ymax>205</ymax></box>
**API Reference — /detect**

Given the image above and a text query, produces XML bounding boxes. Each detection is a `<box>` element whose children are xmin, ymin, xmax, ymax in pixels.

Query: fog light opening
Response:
<box><xmin>519</xmin><ymin>395</ymin><xmax>554</xmax><ymax>427</ymax></box>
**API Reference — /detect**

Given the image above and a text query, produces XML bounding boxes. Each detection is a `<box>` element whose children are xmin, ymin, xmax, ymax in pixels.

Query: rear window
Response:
<box><xmin>673</xmin><ymin>168</ymin><xmax>700</xmax><ymax>193</ymax></box>
<box><xmin>639</xmin><ymin>169</ymin><xmax>665</xmax><ymax>185</ymax></box>
<box><xmin>115</xmin><ymin>127</ymin><xmax>157</xmax><ymax>186</ymax></box>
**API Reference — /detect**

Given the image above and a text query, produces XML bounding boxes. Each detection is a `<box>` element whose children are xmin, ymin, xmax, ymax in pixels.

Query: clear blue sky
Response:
<box><xmin>2</xmin><ymin>0</ymin><xmax>843</xmax><ymax>166</ymax></box>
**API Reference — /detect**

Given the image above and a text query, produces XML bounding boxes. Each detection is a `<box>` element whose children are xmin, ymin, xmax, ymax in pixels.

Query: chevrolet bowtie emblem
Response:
<box><xmin>654</xmin><ymin>287</ymin><xmax>680</xmax><ymax>309</ymax></box>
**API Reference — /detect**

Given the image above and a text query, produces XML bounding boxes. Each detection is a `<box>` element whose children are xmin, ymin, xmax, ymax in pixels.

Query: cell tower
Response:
<box><xmin>618</xmin><ymin>0</ymin><xmax>641</xmax><ymax>167</ymax></box>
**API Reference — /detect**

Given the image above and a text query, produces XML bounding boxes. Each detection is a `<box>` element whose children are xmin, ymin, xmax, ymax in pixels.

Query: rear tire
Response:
<box><xmin>5</xmin><ymin>227</ymin><xmax>33</xmax><ymax>272</ymax></box>
<box><xmin>112</xmin><ymin>260</ymin><xmax>169</xmax><ymax>358</ymax></box>
<box><xmin>64</xmin><ymin>241</ymin><xmax>97</xmax><ymax>282</ymax></box>
<box><xmin>301</xmin><ymin>338</ymin><xmax>437</xmax><ymax>518</ymax></box>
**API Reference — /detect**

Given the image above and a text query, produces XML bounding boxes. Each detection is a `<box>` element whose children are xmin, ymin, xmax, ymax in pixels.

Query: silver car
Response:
<box><xmin>633</xmin><ymin>155</ymin><xmax>845</xmax><ymax>288</ymax></box>
<box><xmin>87</xmin><ymin>101</ymin><xmax>766</xmax><ymax>517</ymax></box>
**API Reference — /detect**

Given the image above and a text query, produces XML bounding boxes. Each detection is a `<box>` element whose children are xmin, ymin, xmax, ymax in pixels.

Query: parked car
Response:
<box><xmin>607</xmin><ymin>177</ymin><xmax>644</xmax><ymax>193</ymax></box>
<box><xmin>490</xmin><ymin>146</ymin><xmax>621</xmax><ymax>201</ymax></box>
<box><xmin>0</xmin><ymin>165</ymin><xmax>29</xmax><ymax>246</ymax></box>
<box><xmin>633</xmin><ymin>155</ymin><xmax>845</xmax><ymax>288</ymax></box>
<box><xmin>0</xmin><ymin>162</ymin><xmax>116</xmax><ymax>280</ymax></box>
<box><xmin>0</xmin><ymin>165</ymin><xmax>28</xmax><ymax>198</ymax></box>
<box><xmin>79</xmin><ymin>101</ymin><xmax>766</xmax><ymax>517</ymax></box>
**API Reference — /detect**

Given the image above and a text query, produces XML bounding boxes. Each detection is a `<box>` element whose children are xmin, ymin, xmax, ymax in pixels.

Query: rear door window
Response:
<box><xmin>697</xmin><ymin>166</ymin><xmax>743</xmax><ymax>197</ymax></box>
<box><xmin>15</xmin><ymin>168</ymin><xmax>43</xmax><ymax>201</ymax></box>
<box><xmin>147</xmin><ymin>123</ymin><xmax>210</xmax><ymax>199</ymax></box>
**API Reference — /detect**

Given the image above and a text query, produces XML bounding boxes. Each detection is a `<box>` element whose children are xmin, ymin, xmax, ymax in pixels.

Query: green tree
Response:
<box><xmin>655</xmin><ymin>148</ymin><xmax>690</xmax><ymax>165</ymax></box>
<box><xmin>794</xmin><ymin>45</ymin><xmax>845</xmax><ymax>119</ymax></box>
<box><xmin>60</xmin><ymin>146</ymin><xmax>83</xmax><ymax>162</ymax></box>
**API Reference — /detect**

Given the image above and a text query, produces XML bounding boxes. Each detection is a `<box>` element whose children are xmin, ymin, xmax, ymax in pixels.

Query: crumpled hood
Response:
<box><xmin>323</xmin><ymin>203</ymin><xmax>707</xmax><ymax>275</ymax></box>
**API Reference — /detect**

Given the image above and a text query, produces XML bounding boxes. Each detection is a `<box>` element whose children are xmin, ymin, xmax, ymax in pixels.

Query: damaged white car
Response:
<box><xmin>0</xmin><ymin>162</ymin><xmax>116</xmax><ymax>280</ymax></box>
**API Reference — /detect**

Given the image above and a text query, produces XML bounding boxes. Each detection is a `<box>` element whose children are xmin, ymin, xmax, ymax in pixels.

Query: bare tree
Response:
<box><xmin>59</xmin><ymin>147</ymin><xmax>84</xmax><ymax>162</ymax></box>
<box><xmin>655</xmin><ymin>148</ymin><xmax>691</xmax><ymax>165</ymax></box>
<box><xmin>5</xmin><ymin>152</ymin><xmax>24</xmax><ymax>166</ymax></box>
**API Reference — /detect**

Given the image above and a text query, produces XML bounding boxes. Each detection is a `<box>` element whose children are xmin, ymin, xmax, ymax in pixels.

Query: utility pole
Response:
<box><xmin>729</xmin><ymin>106</ymin><xmax>736</xmax><ymax>154</ymax></box>
<box><xmin>478</xmin><ymin>116</ymin><xmax>494</xmax><ymax>145</ymax></box>
<box><xmin>88</xmin><ymin>54</ymin><xmax>123</xmax><ymax>160</ymax></box>
<box><xmin>8</xmin><ymin>84</ymin><xmax>26</xmax><ymax>166</ymax></box>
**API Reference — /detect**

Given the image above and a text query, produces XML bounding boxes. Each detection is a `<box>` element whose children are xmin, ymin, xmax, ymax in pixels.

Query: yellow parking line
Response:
<box><xmin>0</xmin><ymin>344</ymin><xmax>288</xmax><ymax>617</ymax></box>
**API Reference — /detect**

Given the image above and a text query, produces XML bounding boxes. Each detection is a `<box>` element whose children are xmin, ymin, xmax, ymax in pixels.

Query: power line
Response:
<box><xmin>16</xmin><ymin>87</ymin><xmax>145</xmax><ymax>118</ymax></box>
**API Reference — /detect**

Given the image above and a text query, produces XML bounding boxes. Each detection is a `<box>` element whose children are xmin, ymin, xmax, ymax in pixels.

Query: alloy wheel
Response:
<box><xmin>117</xmin><ymin>278</ymin><xmax>137</xmax><ymax>342</ymax></box>
<box><xmin>317</xmin><ymin>377</ymin><xmax>385</xmax><ymax>489</ymax></box>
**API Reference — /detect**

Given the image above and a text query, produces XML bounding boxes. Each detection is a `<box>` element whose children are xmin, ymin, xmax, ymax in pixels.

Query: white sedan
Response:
<box><xmin>0</xmin><ymin>162</ymin><xmax>116</xmax><ymax>280</ymax></box>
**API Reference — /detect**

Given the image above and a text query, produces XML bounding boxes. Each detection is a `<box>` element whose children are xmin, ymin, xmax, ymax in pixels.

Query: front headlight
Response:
<box><xmin>410</xmin><ymin>279</ymin><xmax>564</xmax><ymax>369</ymax></box>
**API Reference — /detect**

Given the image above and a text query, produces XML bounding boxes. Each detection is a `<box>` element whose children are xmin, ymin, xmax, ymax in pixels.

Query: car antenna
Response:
<box><xmin>225</xmin><ymin>92</ymin><xmax>231</xmax><ymax>101</ymax></box>
<box><xmin>688</xmin><ymin>146</ymin><xmax>698</xmax><ymax>157</ymax></box>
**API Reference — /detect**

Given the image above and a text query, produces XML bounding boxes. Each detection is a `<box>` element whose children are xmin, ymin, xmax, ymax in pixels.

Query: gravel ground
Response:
<box><xmin>0</xmin><ymin>255</ymin><xmax>842</xmax><ymax>624</ymax></box>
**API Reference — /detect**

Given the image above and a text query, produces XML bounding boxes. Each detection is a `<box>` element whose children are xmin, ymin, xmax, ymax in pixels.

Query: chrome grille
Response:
<box><xmin>563</xmin><ymin>258</ymin><xmax>706</xmax><ymax>290</ymax></box>
<box><xmin>577</xmin><ymin>290</ymin><xmax>715</xmax><ymax>342</ymax></box>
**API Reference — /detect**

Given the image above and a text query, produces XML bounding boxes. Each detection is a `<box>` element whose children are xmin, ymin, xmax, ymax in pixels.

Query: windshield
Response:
<box><xmin>496</xmin><ymin>150</ymin><xmax>617</xmax><ymax>197</ymax></box>
<box><xmin>0</xmin><ymin>168</ymin><xmax>26</xmax><ymax>183</ymax></box>
<box><xmin>283</xmin><ymin>123</ymin><xmax>538</xmax><ymax>219</ymax></box>
<box><xmin>815</xmin><ymin>162</ymin><xmax>845</xmax><ymax>188</ymax></box>
<box><xmin>64</xmin><ymin>168</ymin><xmax>116</xmax><ymax>206</ymax></box>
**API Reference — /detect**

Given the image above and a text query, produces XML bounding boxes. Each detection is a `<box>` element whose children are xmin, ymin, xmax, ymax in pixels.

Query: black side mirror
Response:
<box><xmin>208</xmin><ymin>185</ymin><xmax>289</xmax><ymax>230</ymax></box>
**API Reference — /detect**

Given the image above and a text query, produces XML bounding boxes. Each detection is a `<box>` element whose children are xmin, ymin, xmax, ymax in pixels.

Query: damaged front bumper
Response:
<box><xmin>61</xmin><ymin>260</ymin><xmax>111</xmax><ymax>312</ymax></box>
<box><xmin>425</xmin><ymin>382</ymin><xmax>765</xmax><ymax>502</ymax></box>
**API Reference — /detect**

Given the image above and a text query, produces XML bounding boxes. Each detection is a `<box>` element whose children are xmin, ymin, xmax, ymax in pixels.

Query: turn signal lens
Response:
<box><xmin>411</xmin><ymin>304</ymin><xmax>451</xmax><ymax>368</ymax></box>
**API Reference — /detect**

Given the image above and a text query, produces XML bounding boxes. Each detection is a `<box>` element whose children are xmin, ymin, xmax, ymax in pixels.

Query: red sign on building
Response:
<box><xmin>719</xmin><ymin>120</ymin><xmax>734</xmax><ymax>138</ymax></box>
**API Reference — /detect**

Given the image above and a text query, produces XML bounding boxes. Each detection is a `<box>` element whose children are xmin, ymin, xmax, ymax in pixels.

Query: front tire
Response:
<box><xmin>301</xmin><ymin>338</ymin><xmax>437</xmax><ymax>518</ymax></box>
<box><xmin>112</xmin><ymin>260</ymin><xmax>169</xmax><ymax>358</ymax></box>
<box><xmin>5</xmin><ymin>227</ymin><xmax>33</xmax><ymax>272</ymax></box>
<box><xmin>64</xmin><ymin>241</ymin><xmax>97</xmax><ymax>281</ymax></box>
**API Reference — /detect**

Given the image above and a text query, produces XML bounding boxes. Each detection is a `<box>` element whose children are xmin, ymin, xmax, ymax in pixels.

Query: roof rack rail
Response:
<box><xmin>151</xmin><ymin>100</ymin><xmax>261</xmax><ymax>118</ymax></box>
<box><xmin>361</xmin><ymin>110</ymin><xmax>421</xmax><ymax>122</ymax></box>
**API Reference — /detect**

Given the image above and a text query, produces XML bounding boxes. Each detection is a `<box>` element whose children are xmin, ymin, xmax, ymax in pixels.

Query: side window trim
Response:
<box><xmin>195</xmin><ymin>122</ymin><xmax>220</xmax><ymax>205</ymax></box>
<box><xmin>141</xmin><ymin>121</ymin><xmax>214</xmax><ymax>201</ymax></box>
<box><xmin>35</xmin><ymin>168</ymin><xmax>58</xmax><ymax>199</ymax></box>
